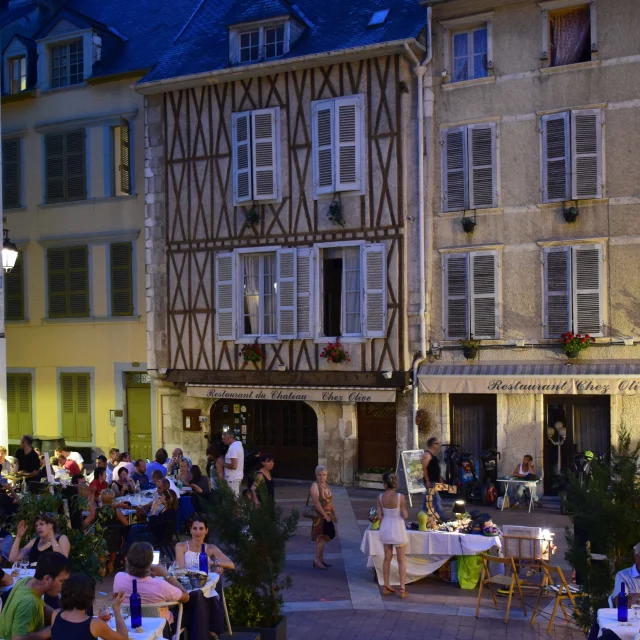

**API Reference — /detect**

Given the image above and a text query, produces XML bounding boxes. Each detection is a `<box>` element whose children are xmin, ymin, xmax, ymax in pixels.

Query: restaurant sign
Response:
<box><xmin>186</xmin><ymin>385</ymin><xmax>397</xmax><ymax>403</ymax></box>
<box><xmin>419</xmin><ymin>376</ymin><xmax>640</xmax><ymax>395</ymax></box>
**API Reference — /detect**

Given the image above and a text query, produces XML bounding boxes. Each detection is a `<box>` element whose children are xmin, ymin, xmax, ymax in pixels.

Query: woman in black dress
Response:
<box><xmin>251</xmin><ymin>454</ymin><xmax>275</xmax><ymax>506</ymax></box>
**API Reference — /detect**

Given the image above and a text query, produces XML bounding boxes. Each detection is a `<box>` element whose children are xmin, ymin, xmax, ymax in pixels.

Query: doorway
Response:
<box><xmin>357</xmin><ymin>402</ymin><xmax>397</xmax><ymax>470</ymax></box>
<box><xmin>449</xmin><ymin>394</ymin><xmax>497</xmax><ymax>462</ymax></box>
<box><xmin>125</xmin><ymin>373</ymin><xmax>152</xmax><ymax>461</ymax></box>
<box><xmin>544</xmin><ymin>395</ymin><xmax>610</xmax><ymax>494</ymax></box>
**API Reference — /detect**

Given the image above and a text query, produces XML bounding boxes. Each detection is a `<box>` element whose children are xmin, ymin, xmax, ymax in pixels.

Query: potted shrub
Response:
<box><xmin>203</xmin><ymin>482</ymin><xmax>298</xmax><ymax>640</ymax></box>
<box><xmin>563</xmin><ymin>204</ymin><xmax>579</xmax><ymax>223</ymax></box>
<box><xmin>460</xmin><ymin>337</ymin><xmax>480</xmax><ymax>360</ymax></box>
<box><xmin>320</xmin><ymin>341</ymin><xmax>351</xmax><ymax>364</ymax></box>
<box><xmin>245</xmin><ymin>205</ymin><xmax>260</xmax><ymax>228</ymax></box>
<box><xmin>327</xmin><ymin>195</ymin><xmax>345</xmax><ymax>227</ymax></box>
<box><xmin>240</xmin><ymin>343</ymin><xmax>264</xmax><ymax>364</ymax></box>
<box><xmin>461</xmin><ymin>214</ymin><xmax>476</xmax><ymax>233</ymax></box>
<box><xmin>561</xmin><ymin>331</ymin><xmax>595</xmax><ymax>359</ymax></box>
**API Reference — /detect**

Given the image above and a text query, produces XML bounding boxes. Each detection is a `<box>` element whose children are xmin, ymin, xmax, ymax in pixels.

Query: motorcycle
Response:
<box><xmin>458</xmin><ymin>448</ymin><xmax>501</xmax><ymax>506</ymax></box>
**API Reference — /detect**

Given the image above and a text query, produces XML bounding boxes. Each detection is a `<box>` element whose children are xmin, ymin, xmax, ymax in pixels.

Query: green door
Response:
<box><xmin>126</xmin><ymin>373</ymin><xmax>152</xmax><ymax>461</ymax></box>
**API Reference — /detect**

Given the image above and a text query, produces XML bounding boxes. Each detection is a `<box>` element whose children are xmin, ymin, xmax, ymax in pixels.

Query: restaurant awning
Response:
<box><xmin>418</xmin><ymin>362</ymin><xmax>640</xmax><ymax>395</ymax></box>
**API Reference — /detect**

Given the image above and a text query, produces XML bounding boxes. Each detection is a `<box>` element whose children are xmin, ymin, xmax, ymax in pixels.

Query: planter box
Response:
<box><xmin>233</xmin><ymin>616</ymin><xmax>287</xmax><ymax>640</ymax></box>
<box><xmin>356</xmin><ymin>472</ymin><xmax>385</xmax><ymax>490</ymax></box>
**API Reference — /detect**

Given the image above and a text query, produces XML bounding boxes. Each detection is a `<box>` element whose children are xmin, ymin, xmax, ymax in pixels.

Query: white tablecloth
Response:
<box><xmin>196</xmin><ymin>572</ymin><xmax>220</xmax><ymax>598</ymax></box>
<box><xmin>597</xmin><ymin>608</ymin><xmax>640</xmax><ymax>639</ymax></box>
<box><xmin>116</xmin><ymin>495</ymin><xmax>154</xmax><ymax>507</ymax></box>
<box><xmin>101</xmin><ymin>616</ymin><xmax>166</xmax><ymax>640</ymax></box>
<box><xmin>361</xmin><ymin>528</ymin><xmax>501</xmax><ymax>585</ymax></box>
<box><xmin>0</xmin><ymin>568</ymin><xmax>35</xmax><ymax>592</ymax></box>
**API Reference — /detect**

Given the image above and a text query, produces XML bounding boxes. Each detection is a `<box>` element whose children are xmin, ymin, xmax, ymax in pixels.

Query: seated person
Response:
<box><xmin>176</xmin><ymin>459</ymin><xmax>192</xmax><ymax>486</ymax></box>
<box><xmin>0</xmin><ymin>482</ymin><xmax>20</xmax><ymax>516</ymax></box>
<box><xmin>507</xmin><ymin>455</ymin><xmax>538</xmax><ymax>506</ymax></box>
<box><xmin>113</xmin><ymin>453</ymin><xmax>135</xmax><ymax>478</ymax></box>
<box><xmin>83</xmin><ymin>489</ymin><xmax>129</xmax><ymax>530</ymax></box>
<box><xmin>126</xmin><ymin>489</ymin><xmax>179</xmax><ymax>548</ymax></box>
<box><xmin>0</xmin><ymin>446</ymin><xmax>14</xmax><ymax>476</ymax></box>
<box><xmin>151</xmin><ymin>470</ymin><xmax>179</xmax><ymax>497</ymax></box>
<box><xmin>51</xmin><ymin>574</ymin><xmax>127</xmax><ymax>640</ymax></box>
<box><xmin>0</xmin><ymin>552</ymin><xmax>72</xmax><ymax>640</ymax></box>
<box><xmin>146</xmin><ymin>449</ymin><xmax>168</xmax><ymax>480</ymax></box>
<box><xmin>166</xmin><ymin>448</ymin><xmax>192</xmax><ymax>476</ymax></box>
<box><xmin>54</xmin><ymin>447</ymin><xmax>84</xmax><ymax>472</ymax></box>
<box><xmin>56</xmin><ymin>455</ymin><xmax>81</xmax><ymax>477</ymax></box>
<box><xmin>113</xmin><ymin>542</ymin><xmax>189</xmax><ymax>626</ymax></box>
<box><xmin>111</xmin><ymin>468</ymin><xmax>136</xmax><ymax>498</ymax></box>
<box><xmin>131</xmin><ymin>460</ymin><xmax>154</xmax><ymax>491</ymax></box>
<box><xmin>513</xmin><ymin>454</ymin><xmax>536</xmax><ymax>478</ymax></box>
<box><xmin>89</xmin><ymin>466</ymin><xmax>109</xmax><ymax>501</ymax></box>
<box><xmin>9</xmin><ymin>514</ymin><xmax>71</xmax><ymax>565</ymax></box>
<box><xmin>88</xmin><ymin>454</ymin><xmax>112</xmax><ymax>484</ymax></box>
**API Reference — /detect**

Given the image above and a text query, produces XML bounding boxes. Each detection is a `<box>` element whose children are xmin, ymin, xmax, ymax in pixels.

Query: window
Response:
<box><xmin>549</xmin><ymin>6</ymin><xmax>591</xmax><ymax>67</ymax></box>
<box><xmin>264</xmin><ymin>25</ymin><xmax>284</xmax><ymax>59</ymax></box>
<box><xmin>110</xmin><ymin>243</ymin><xmax>133</xmax><ymax>316</ymax></box>
<box><xmin>2</xmin><ymin>138</ymin><xmax>21</xmax><ymax>209</ymax></box>
<box><xmin>112</xmin><ymin>119</ymin><xmax>131</xmax><ymax>196</ymax></box>
<box><xmin>5</xmin><ymin>251</ymin><xmax>24</xmax><ymax>321</ymax></box>
<box><xmin>214</xmin><ymin>243</ymin><xmax>386</xmax><ymax>341</ymax></box>
<box><xmin>543</xmin><ymin>244</ymin><xmax>603</xmax><ymax>338</ymax></box>
<box><xmin>541</xmin><ymin>109</ymin><xmax>602</xmax><ymax>202</ymax></box>
<box><xmin>9</xmin><ymin>57</ymin><xmax>26</xmax><ymax>94</ymax></box>
<box><xmin>441</xmin><ymin>122</ymin><xmax>498</xmax><ymax>212</ymax></box>
<box><xmin>312</xmin><ymin>95</ymin><xmax>365</xmax><ymax>198</ymax></box>
<box><xmin>240</xmin><ymin>30</ymin><xmax>260</xmax><ymax>62</ymax></box>
<box><xmin>7</xmin><ymin>373</ymin><xmax>32</xmax><ymax>440</ymax></box>
<box><xmin>51</xmin><ymin>40</ymin><xmax>84</xmax><ymax>88</ymax></box>
<box><xmin>242</xmin><ymin>252</ymin><xmax>277</xmax><ymax>337</ymax></box>
<box><xmin>44</xmin><ymin>129</ymin><xmax>86</xmax><ymax>203</ymax></box>
<box><xmin>443</xmin><ymin>251</ymin><xmax>500</xmax><ymax>340</ymax></box>
<box><xmin>47</xmin><ymin>246</ymin><xmax>89</xmax><ymax>318</ymax></box>
<box><xmin>232</xmin><ymin>108</ymin><xmax>280</xmax><ymax>205</ymax></box>
<box><xmin>452</xmin><ymin>26</ymin><xmax>488</xmax><ymax>82</ymax></box>
<box><xmin>60</xmin><ymin>372</ymin><xmax>91</xmax><ymax>442</ymax></box>
<box><xmin>368</xmin><ymin>9</ymin><xmax>391</xmax><ymax>28</ymax></box>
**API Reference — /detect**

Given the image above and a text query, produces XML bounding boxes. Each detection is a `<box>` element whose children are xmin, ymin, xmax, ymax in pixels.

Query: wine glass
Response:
<box><xmin>631</xmin><ymin>603</ymin><xmax>639</xmax><ymax>622</ymax></box>
<box><xmin>98</xmin><ymin>606</ymin><xmax>112</xmax><ymax>623</ymax></box>
<box><xmin>20</xmin><ymin>555</ymin><xmax>29</xmax><ymax>576</ymax></box>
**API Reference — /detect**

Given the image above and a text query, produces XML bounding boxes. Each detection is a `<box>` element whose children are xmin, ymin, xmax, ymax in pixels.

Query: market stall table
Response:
<box><xmin>361</xmin><ymin>527</ymin><xmax>501</xmax><ymax>585</ymax></box>
<box><xmin>597</xmin><ymin>608</ymin><xmax>640</xmax><ymax>640</ymax></box>
<box><xmin>497</xmin><ymin>478</ymin><xmax>540</xmax><ymax>513</ymax></box>
<box><xmin>102</xmin><ymin>616</ymin><xmax>166</xmax><ymax>640</ymax></box>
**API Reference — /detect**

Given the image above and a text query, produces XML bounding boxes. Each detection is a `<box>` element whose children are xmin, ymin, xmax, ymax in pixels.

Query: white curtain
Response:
<box><xmin>243</xmin><ymin>255</ymin><xmax>260</xmax><ymax>335</ymax></box>
<box><xmin>551</xmin><ymin>9</ymin><xmax>590</xmax><ymax>67</ymax></box>
<box><xmin>344</xmin><ymin>248</ymin><xmax>361</xmax><ymax>334</ymax></box>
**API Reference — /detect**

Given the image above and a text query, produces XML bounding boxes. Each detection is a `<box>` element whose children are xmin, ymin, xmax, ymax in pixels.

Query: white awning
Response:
<box><xmin>418</xmin><ymin>362</ymin><xmax>640</xmax><ymax>395</ymax></box>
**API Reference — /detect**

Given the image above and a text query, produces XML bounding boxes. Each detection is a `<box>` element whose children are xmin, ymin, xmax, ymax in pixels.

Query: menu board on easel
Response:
<box><xmin>396</xmin><ymin>449</ymin><xmax>425</xmax><ymax>506</ymax></box>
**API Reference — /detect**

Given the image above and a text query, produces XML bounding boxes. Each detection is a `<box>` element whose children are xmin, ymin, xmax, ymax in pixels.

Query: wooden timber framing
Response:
<box><xmin>161</xmin><ymin>54</ymin><xmax>411</xmax><ymax>378</ymax></box>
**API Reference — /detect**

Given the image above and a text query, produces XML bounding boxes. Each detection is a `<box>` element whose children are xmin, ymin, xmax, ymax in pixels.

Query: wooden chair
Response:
<box><xmin>530</xmin><ymin>563</ymin><xmax>581</xmax><ymax>634</ymax></box>
<box><xmin>475</xmin><ymin>553</ymin><xmax>527</xmax><ymax>624</ymax></box>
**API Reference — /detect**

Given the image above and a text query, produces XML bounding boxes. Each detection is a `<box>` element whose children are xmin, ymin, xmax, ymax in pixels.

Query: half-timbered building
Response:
<box><xmin>138</xmin><ymin>0</ymin><xmax>429</xmax><ymax>481</ymax></box>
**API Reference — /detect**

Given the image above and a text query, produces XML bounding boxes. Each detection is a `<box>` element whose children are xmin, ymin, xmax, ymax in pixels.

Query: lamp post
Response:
<box><xmin>2</xmin><ymin>229</ymin><xmax>18</xmax><ymax>273</ymax></box>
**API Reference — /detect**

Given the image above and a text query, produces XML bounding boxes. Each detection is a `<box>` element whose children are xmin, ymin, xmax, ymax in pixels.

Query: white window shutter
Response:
<box><xmin>543</xmin><ymin>247</ymin><xmax>571</xmax><ymax>338</ymax></box>
<box><xmin>335</xmin><ymin>96</ymin><xmax>363</xmax><ymax>192</ymax></box>
<box><xmin>571</xmin><ymin>109</ymin><xmax>602</xmax><ymax>199</ymax></box>
<box><xmin>444</xmin><ymin>253</ymin><xmax>469</xmax><ymax>340</ymax></box>
<box><xmin>541</xmin><ymin>112</ymin><xmax>570</xmax><ymax>202</ymax></box>
<box><xmin>277</xmin><ymin>247</ymin><xmax>296</xmax><ymax>339</ymax></box>
<box><xmin>442</xmin><ymin>126</ymin><xmax>467</xmax><ymax>212</ymax></box>
<box><xmin>252</xmin><ymin>107</ymin><xmax>279</xmax><ymax>201</ymax></box>
<box><xmin>362</xmin><ymin>243</ymin><xmax>386</xmax><ymax>338</ymax></box>
<box><xmin>312</xmin><ymin>101</ymin><xmax>335</xmax><ymax>196</ymax></box>
<box><xmin>470</xmin><ymin>251</ymin><xmax>499</xmax><ymax>339</ymax></box>
<box><xmin>572</xmin><ymin>244</ymin><xmax>603</xmax><ymax>336</ymax></box>
<box><xmin>215</xmin><ymin>252</ymin><xmax>236</xmax><ymax>341</ymax></box>
<box><xmin>232</xmin><ymin>112</ymin><xmax>252</xmax><ymax>204</ymax></box>
<box><xmin>296</xmin><ymin>247</ymin><xmax>314</xmax><ymax>339</ymax></box>
<box><xmin>468</xmin><ymin>122</ymin><xmax>497</xmax><ymax>209</ymax></box>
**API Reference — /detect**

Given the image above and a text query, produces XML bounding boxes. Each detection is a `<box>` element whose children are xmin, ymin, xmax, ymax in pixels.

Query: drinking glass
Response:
<box><xmin>632</xmin><ymin>603</ymin><xmax>640</xmax><ymax>621</ymax></box>
<box><xmin>20</xmin><ymin>555</ymin><xmax>29</xmax><ymax>575</ymax></box>
<box><xmin>98</xmin><ymin>606</ymin><xmax>112</xmax><ymax>623</ymax></box>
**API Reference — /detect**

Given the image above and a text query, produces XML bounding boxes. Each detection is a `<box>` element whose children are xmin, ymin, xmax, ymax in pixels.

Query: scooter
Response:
<box><xmin>459</xmin><ymin>449</ymin><xmax>501</xmax><ymax>506</ymax></box>
<box><xmin>441</xmin><ymin>443</ymin><xmax>460</xmax><ymax>486</ymax></box>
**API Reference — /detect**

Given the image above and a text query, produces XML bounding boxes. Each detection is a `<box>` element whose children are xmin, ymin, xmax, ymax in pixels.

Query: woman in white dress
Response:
<box><xmin>377</xmin><ymin>472</ymin><xmax>409</xmax><ymax>597</ymax></box>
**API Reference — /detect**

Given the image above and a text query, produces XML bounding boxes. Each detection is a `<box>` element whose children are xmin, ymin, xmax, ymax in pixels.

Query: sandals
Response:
<box><xmin>312</xmin><ymin>561</ymin><xmax>328</xmax><ymax>570</ymax></box>
<box><xmin>399</xmin><ymin>588</ymin><xmax>408</xmax><ymax>598</ymax></box>
<box><xmin>381</xmin><ymin>586</ymin><xmax>397</xmax><ymax>595</ymax></box>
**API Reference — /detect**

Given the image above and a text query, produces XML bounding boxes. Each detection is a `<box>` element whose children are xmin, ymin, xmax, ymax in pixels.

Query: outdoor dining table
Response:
<box><xmin>597</xmin><ymin>608</ymin><xmax>640</xmax><ymax>639</ymax></box>
<box><xmin>361</xmin><ymin>527</ymin><xmax>502</xmax><ymax>585</ymax></box>
<box><xmin>497</xmin><ymin>478</ymin><xmax>540</xmax><ymax>513</ymax></box>
<box><xmin>0</xmin><ymin>567</ymin><xmax>35</xmax><ymax>592</ymax></box>
<box><xmin>101</xmin><ymin>616</ymin><xmax>166</xmax><ymax>639</ymax></box>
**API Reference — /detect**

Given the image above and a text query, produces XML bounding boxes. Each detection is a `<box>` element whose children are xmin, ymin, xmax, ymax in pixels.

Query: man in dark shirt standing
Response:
<box><xmin>421</xmin><ymin>437</ymin><xmax>447</xmax><ymax>520</ymax></box>
<box><xmin>14</xmin><ymin>435</ymin><xmax>40</xmax><ymax>479</ymax></box>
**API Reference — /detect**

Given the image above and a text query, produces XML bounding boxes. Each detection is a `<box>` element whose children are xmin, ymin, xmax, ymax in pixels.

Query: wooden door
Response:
<box><xmin>357</xmin><ymin>403</ymin><xmax>397</xmax><ymax>470</ymax></box>
<box><xmin>449</xmin><ymin>395</ymin><xmax>497</xmax><ymax>461</ymax></box>
<box><xmin>126</xmin><ymin>373</ymin><xmax>152</xmax><ymax>461</ymax></box>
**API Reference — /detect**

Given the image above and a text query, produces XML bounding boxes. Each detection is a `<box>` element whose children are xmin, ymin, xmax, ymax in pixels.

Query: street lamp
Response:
<box><xmin>2</xmin><ymin>229</ymin><xmax>18</xmax><ymax>273</ymax></box>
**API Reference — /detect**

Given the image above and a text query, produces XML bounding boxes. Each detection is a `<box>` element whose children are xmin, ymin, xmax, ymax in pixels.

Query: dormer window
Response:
<box><xmin>51</xmin><ymin>40</ymin><xmax>83</xmax><ymax>88</ymax></box>
<box><xmin>232</xmin><ymin>22</ymin><xmax>289</xmax><ymax>65</ymax></box>
<box><xmin>9</xmin><ymin>57</ymin><xmax>26</xmax><ymax>94</ymax></box>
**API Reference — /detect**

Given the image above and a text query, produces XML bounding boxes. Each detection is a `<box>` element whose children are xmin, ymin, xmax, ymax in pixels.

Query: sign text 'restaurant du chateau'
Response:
<box><xmin>185</xmin><ymin>386</ymin><xmax>398</xmax><ymax>403</ymax></box>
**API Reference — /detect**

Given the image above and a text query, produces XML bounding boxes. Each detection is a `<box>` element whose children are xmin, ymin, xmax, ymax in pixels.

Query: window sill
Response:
<box><xmin>538</xmin><ymin>198</ymin><xmax>608</xmax><ymax>208</ymax></box>
<box><xmin>38</xmin><ymin>82</ymin><xmax>88</xmax><ymax>95</ymax></box>
<box><xmin>539</xmin><ymin>60</ymin><xmax>600</xmax><ymax>75</ymax></box>
<box><xmin>314</xmin><ymin>336</ymin><xmax>367</xmax><ymax>344</ymax></box>
<box><xmin>441</xmin><ymin>76</ymin><xmax>496</xmax><ymax>91</ymax></box>
<box><xmin>438</xmin><ymin>207</ymin><xmax>503</xmax><ymax>218</ymax></box>
<box><xmin>38</xmin><ymin>194</ymin><xmax>138</xmax><ymax>209</ymax></box>
<box><xmin>42</xmin><ymin>315</ymin><xmax>142</xmax><ymax>325</ymax></box>
<box><xmin>4</xmin><ymin>206</ymin><xmax>25</xmax><ymax>214</ymax></box>
<box><xmin>314</xmin><ymin>188</ymin><xmax>365</xmax><ymax>201</ymax></box>
<box><xmin>6</xmin><ymin>320</ymin><xmax>29</xmax><ymax>325</ymax></box>
<box><xmin>235</xmin><ymin>337</ymin><xmax>282</xmax><ymax>345</ymax></box>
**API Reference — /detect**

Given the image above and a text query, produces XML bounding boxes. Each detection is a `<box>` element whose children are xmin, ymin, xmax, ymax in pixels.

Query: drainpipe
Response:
<box><xmin>404</xmin><ymin>6</ymin><xmax>432</xmax><ymax>449</ymax></box>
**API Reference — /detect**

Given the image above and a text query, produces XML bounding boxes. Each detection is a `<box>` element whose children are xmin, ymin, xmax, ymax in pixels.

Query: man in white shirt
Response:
<box><xmin>612</xmin><ymin>543</ymin><xmax>640</xmax><ymax>603</ymax></box>
<box><xmin>55</xmin><ymin>447</ymin><xmax>84</xmax><ymax>472</ymax></box>
<box><xmin>113</xmin><ymin>452</ymin><xmax>136</xmax><ymax>478</ymax></box>
<box><xmin>222</xmin><ymin>432</ymin><xmax>244</xmax><ymax>497</ymax></box>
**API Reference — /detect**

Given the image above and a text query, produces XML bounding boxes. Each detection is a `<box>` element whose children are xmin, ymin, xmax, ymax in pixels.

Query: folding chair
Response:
<box><xmin>530</xmin><ymin>563</ymin><xmax>582</xmax><ymax>634</ymax></box>
<box><xmin>122</xmin><ymin>601</ymin><xmax>184</xmax><ymax>640</ymax></box>
<box><xmin>475</xmin><ymin>554</ymin><xmax>527</xmax><ymax>624</ymax></box>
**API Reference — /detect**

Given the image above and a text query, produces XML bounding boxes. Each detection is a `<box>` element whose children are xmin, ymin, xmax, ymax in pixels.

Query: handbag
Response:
<box><xmin>302</xmin><ymin>492</ymin><xmax>317</xmax><ymax>519</ymax></box>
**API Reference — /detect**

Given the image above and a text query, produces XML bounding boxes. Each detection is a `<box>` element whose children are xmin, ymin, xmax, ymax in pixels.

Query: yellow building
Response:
<box><xmin>0</xmin><ymin>1</ymin><xmax>188</xmax><ymax>459</ymax></box>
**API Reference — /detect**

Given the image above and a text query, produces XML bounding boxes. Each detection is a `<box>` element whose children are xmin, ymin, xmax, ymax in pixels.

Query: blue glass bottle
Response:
<box><xmin>199</xmin><ymin>544</ymin><xmax>208</xmax><ymax>573</ymax></box>
<box><xmin>130</xmin><ymin>578</ymin><xmax>142</xmax><ymax>628</ymax></box>
<box><xmin>618</xmin><ymin>581</ymin><xmax>628</xmax><ymax>622</ymax></box>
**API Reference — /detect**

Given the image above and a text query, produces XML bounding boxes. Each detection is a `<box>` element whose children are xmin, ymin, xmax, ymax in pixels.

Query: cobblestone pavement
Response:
<box><xmin>276</xmin><ymin>481</ymin><xmax>586</xmax><ymax>639</ymax></box>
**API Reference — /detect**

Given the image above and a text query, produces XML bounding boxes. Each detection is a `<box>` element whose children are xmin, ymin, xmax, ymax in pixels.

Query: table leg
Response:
<box><xmin>528</xmin><ymin>489</ymin><xmax>534</xmax><ymax>514</ymax></box>
<box><xmin>501</xmin><ymin>487</ymin><xmax>508</xmax><ymax>511</ymax></box>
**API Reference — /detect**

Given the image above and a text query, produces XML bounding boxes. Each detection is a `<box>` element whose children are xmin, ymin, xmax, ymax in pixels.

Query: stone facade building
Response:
<box><xmin>417</xmin><ymin>0</ymin><xmax>640</xmax><ymax>493</ymax></box>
